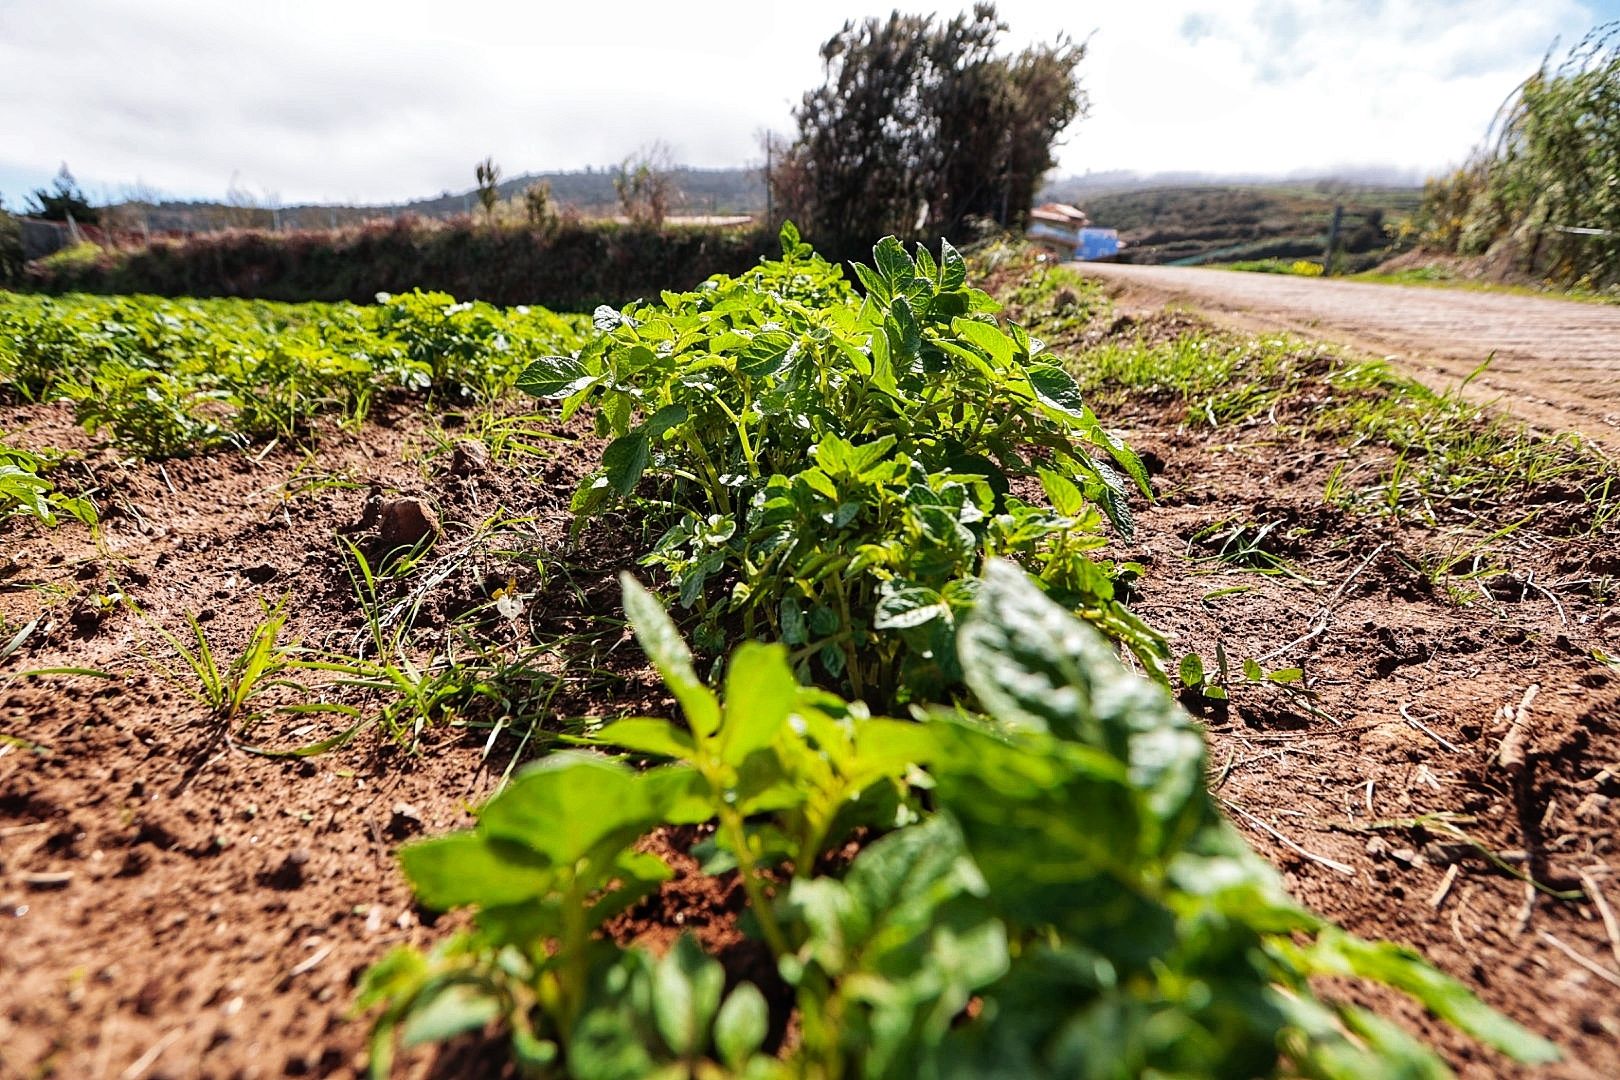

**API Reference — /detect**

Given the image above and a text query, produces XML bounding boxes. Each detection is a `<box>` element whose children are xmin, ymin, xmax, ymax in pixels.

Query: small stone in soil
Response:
<box><xmin>386</xmin><ymin>803</ymin><xmax>423</xmax><ymax>839</ymax></box>
<box><xmin>375</xmin><ymin>498</ymin><xmax>440</xmax><ymax>551</ymax></box>
<box><xmin>265</xmin><ymin>848</ymin><xmax>312</xmax><ymax>890</ymax></box>
<box><xmin>450</xmin><ymin>439</ymin><xmax>490</xmax><ymax>476</ymax></box>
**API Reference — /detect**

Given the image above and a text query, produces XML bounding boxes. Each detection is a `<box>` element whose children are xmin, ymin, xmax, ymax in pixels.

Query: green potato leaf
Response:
<box><xmin>602</xmin><ymin>431</ymin><xmax>651</xmax><ymax>497</ymax></box>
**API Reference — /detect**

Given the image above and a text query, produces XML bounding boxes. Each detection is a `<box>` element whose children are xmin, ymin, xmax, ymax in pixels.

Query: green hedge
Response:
<box><xmin>23</xmin><ymin>217</ymin><xmax>780</xmax><ymax>310</ymax></box>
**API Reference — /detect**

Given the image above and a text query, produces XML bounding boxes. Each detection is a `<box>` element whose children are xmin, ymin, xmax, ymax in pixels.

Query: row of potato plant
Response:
<box><xmin>366</xmin><ymin>231</ymin><xmax>1557</xmax><ymax>1075</ymax></box>
<box><xmin>0</xmin><ymin>289</ymin><xmax>588</xmax><ymax>456</ymax></box>
<box><xmin>517</xmin><ymin>224</ymin><xmax>1163</xmax><ymax>703</ymax></box>
<box><xmin>364</xmin><ymin>564</ymin><xmax>1557</xmax><ymax>1078</ymax></box>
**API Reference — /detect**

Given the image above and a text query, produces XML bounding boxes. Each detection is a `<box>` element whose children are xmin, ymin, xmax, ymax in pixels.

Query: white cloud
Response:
<box><xmin>1065</xmin><ymin>0</ymin><xmax>1599</xmax><ymax>176</ymax></box>
<box><xmin>0</xmin><ymin>0</ymin><xmax>1608</xmax><ymax>205</ymax></box>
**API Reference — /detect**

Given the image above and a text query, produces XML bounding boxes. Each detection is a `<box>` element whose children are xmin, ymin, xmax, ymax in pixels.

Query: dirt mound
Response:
<box><xmin>1371</xmin><ymin>247</ymin><xmax>1541</xmax><ymax>286</ymax></box>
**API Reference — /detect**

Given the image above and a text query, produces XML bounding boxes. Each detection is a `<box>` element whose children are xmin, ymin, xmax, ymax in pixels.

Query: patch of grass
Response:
<box><xmin>1347</xmin><ymin>268</ymin><xmax>1620</xmax><ymax>305</ymax></box>
<box><xmin>1317</xmin><ymin>358</ymin><xmax>1615</xmax><ymax>532</ymax></box>
<box><xmin>1059</xmin><ymin>307</ymin><xmax>1616</xmax><ymax>541</ymax></box>
<box><xmin>1019</xmin><ymin>277</ymin><xmax>1618</xmax><ymax>605</ymax></box>
<box><xmin>1071</xmin><ymin>330</ymin><xmax>1328</xmax><ymax>427</ymax></box>
<box><xmin>1187</xmin><ymin>518</ymin><xmax>1323</xmax><ymax>585</ymax></box>
<box><xmin>423</xmin><ymin>407</ymin><xmax>575</xmax><ymax>465</ymax></box>
<box><xmin>164</xmin><ymin>598</ymin><xmax>298</xmax><ymax>723</ymax></box>
<box><xmin>213</xmin><ymin>513</ymin><xmax>626</xmax><ymax>757</ymax></box>
<box><xmin>1219</xmin><ymin>258</ymin><xmax>1324</xmax><ymax>277</ymax></box>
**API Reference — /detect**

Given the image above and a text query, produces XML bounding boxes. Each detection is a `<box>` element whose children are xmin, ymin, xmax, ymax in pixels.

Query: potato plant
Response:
<box><xmin>363</xmin><ymin>563</ymin><xmax>1557</xmax><ymax>1078</ymax></box>
<box><xmin>517</xmin><ymin>225</ymin><xmax>1163</xmax><ymax>701</ymax></box>
<box><xmin>0</xmin><ymin>290</ymin><xmax>589</xmax><ymax>456</ymax></box>
<box><xmin>0</xmin><ymin>438</ymin><xmax>95</xmax><ymax>527</ymax></box>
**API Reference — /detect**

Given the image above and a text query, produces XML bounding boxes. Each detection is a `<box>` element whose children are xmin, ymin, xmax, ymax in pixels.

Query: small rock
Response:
<box><xmin>265</xmin><ymin>848</ymin><xmax>311</xmax><ymax>890</ymax></box>
<box><xmin>450</xmin><ymin>439</ymin><xmax>490</xmax><ymax>477</ymax></box>
<box><xmin>1388</xmin><ymin>847</ymin><xmax>1419</xmax><ymax>866</ymax></box>
<box><xmin>1364</xmin><ymin>836</ymin><xmax>1388</xmax><ymax>858</ymax></box>
<box><xmin>243</xmin><ymin>563</ymin><xmax>278</xmax><ymax>585</ymax></box>
<box><xmin>376</xmin><ymin>498</ymin><xmax>440</xmax><ymax>553</ymax></box>
<box><xmin>386</xmin><ymin>802</ymin><xmax>423</xmax><ymax>840</ymax></box>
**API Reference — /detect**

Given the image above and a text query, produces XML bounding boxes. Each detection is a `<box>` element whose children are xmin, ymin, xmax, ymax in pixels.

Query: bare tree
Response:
<box><xmin>613</xmin><ymin>142</ymin><xmax>679</xmax><ymax>227</ymax></box>
<box><xmin>224</xmin><ymin>174</ymin><xmax>269</xmax><ymax>230</ymax></box>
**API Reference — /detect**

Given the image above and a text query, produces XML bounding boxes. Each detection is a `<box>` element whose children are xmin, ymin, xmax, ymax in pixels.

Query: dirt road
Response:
<box><xmin>1071</xmin><ymin>262</ymin><xmax>1620</xmax><ymax>454</ymax></box>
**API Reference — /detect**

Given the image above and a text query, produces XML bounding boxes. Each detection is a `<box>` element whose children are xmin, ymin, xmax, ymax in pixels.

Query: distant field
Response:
<box><xmin>1051</xmin><ymin>183</ymin><xmax>1422</xmax><ymax>268</ymax></box>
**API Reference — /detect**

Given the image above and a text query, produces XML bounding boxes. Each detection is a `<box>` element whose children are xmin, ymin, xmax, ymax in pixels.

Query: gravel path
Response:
<box><xmin>1072</xmin><ymin>262</ymin><xmax>1620</xmax><ymax>454</ymax></box>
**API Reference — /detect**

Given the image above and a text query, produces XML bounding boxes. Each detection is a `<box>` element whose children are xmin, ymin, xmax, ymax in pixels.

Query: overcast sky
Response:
<box><xmin>3</xmin><ymin>0</ymin><xmax>1617</xmax><ymax>207</ymax></box>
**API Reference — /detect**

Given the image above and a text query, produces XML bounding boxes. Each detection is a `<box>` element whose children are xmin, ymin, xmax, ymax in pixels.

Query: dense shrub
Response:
<box><xmin>774</xmin><ymin>4</ymin><xmax>1086</xmax><ymax>260</ymax></box>
<box><xmin>23</xmin><ymin>217</ymin><xmax>779</xmax><ymax>310</ymax></box>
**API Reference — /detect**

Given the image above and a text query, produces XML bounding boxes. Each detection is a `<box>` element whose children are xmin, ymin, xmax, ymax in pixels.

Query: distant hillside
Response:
<box><xmin>394</xmin><ymin>166</ymin><xmax>766</xmax><ymax>218</ymax></box>
<box><xmin>85</xmin><ymin>166</ymin><xmax>1421</xmax><ymax>268</ymax></box>
<box><xmin>1038</xmin><ymin>166</ymin><xmax>1425</xmax><ymax>201</ymax></box>
<box><xmin>100</xmin><ymin>166</ymin><xmax>765</xmax><ymax>235</ymax></box>
<box><xmin>1035</xmin><ymin>178</ymin><xmax>1422</xmax><ymax>267</ymax></box>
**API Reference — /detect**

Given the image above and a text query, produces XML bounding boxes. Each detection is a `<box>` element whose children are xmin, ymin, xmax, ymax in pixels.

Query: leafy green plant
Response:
<box><xmin>364</xmin><ymin>563</ymin><xmax>1557</xmax><ymax>1078</ymax></box>
<box><xmin>601</xmin><ymin>575</ymin><xmax>925</xmax><ymax>910</ymax></box>
<box><xmin>518</xmin><ymin>224</ymin><xmax>1163</xmax><ymax>701</ymax></box>
<box><xmin>0</xmin><ymin>290</ymin><xmax>588</xmax><ymax>458</ymax></box>
<box><xmin>0</xmin><ymin>439</ymin><xmax>95</xmax><ymax>527</ymax></box>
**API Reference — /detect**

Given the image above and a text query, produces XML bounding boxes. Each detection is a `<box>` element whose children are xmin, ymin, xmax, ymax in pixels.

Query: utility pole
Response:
<box><xmin>765</xmin><ymin>136</ymin><xmax>773</xmax><ymax>227</ymax></box>
<box><xmin>1322</xmin><ymin>204</ymin><xmax>1344</xmax><ymax>275</ymax></box>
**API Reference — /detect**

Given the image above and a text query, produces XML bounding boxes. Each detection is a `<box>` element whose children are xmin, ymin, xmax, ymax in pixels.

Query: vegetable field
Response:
<box><xmin>1</xmin><ymin>232</ymin><xmax>1617</xmax><ymax>1079</ymax></box>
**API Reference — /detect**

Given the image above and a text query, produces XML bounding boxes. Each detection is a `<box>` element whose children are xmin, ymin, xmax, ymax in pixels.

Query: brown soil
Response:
<box><xmin>3</xmin><ymin>318</ymin><xmax>1619</xmax><ymax>1078</ymax></box>
<box><xmin>1073</xmin><ymin>261</ymin><xmax>1620</xmax><ymax>456</ymax></box>
<box><xmin>1117</xmin><ymin>408</ymin><xmax>1619</xmax><ymax>1079</ymax></box>
<box><xmin>0</xmin><ymin>401</ymin><xmax>652</xmax><ymax>1080</ymax></box>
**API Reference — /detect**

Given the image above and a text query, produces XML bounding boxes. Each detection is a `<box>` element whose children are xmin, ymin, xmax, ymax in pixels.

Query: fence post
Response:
<box><xmin>1322</xmin><ymin>204</ymin><xmax>1343</xmax><ymax>275</ymax></box>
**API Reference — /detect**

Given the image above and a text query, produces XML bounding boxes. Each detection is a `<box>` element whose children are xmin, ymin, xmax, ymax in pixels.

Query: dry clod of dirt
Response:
<box><xmin>387</xmin><ymin>803</ymin><xmax>424</xmax><ymax>839</ymax></box>
<box><xmin>375</xmin><ymin>497</ymin><xmax>440</xmax><ymax>552</ymax></box>
<box><xmin>450</xmin><ymin>438</ymin><xmax>490</xmax><ymax>476</ymax></box>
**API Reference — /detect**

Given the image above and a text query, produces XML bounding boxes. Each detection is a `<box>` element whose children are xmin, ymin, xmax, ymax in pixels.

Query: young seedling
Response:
<box><xmin>141</xmin><ymin>595</ymin><xmax>300</xmax><ymax>726</ymax></box>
